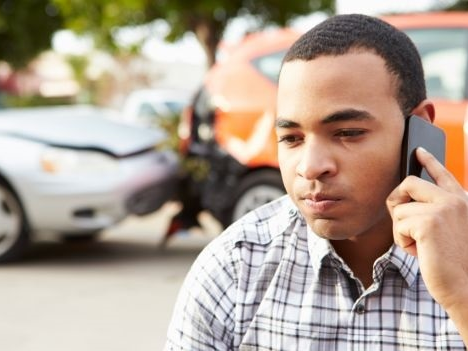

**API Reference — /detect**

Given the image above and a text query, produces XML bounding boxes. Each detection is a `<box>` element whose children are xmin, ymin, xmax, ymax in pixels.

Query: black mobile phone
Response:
<box><xmin>400</xmin><ymin>115</ymin><xmax>446</xmax><ymax>183</ymax></box>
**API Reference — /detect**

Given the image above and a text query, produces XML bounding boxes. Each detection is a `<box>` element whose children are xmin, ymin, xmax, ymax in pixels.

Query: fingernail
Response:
<box><xmin>417</xmin><ymin>147</ymin><xmax>428</xmax><ymax>153</ymax></box>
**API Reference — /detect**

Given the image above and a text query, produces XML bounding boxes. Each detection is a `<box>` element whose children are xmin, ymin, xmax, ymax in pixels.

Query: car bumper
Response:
<box><xmin>16</xmin><ymin>149</ymin><xmax>180</xmax><ymax>234</ymax></box>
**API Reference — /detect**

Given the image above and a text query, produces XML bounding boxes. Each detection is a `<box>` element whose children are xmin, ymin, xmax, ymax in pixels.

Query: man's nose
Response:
<box><xmin>296</xmin><ymin>140</ymin><xmax>338</xmax><ymax>180</ymax></box>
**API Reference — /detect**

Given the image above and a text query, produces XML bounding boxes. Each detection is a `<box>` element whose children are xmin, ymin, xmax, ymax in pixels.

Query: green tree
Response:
<box><xmin>52</xmin><ymin>0</ymin><xmax>334</xmax><ymax>67</ymax></box>
<box><xmin>446</xmin><ymin>0</ymin><xmax>468</xmax><ymax>10</ymax></box>
<box><xmin>0</xmin><ymin>0</ymin><xmax>62</xmax><ymax>68</ymax></box>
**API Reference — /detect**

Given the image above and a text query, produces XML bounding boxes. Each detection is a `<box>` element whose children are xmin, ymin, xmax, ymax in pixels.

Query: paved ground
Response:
<box><xmin>0</xmin><ymin>203</ymin><xmax>221</xmax><ymax>351</ymax></box>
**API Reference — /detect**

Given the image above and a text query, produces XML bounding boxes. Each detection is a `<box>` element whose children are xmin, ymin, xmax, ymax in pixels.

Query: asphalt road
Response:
<box><xmin>0</xmin><ymin>203</ymin><xmax>221</xmax><ymax>351</ymax></box>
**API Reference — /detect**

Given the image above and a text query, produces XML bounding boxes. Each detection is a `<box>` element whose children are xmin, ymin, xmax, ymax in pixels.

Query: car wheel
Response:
<box><xmin>0</xmin><ymin>180</ymin><xmax>29</xmax><ymax>262</ymax></box>
<box><xmin>225</xmin><ymin>169</ymin><xmax>285</xmax><ymax>227</ymax></box>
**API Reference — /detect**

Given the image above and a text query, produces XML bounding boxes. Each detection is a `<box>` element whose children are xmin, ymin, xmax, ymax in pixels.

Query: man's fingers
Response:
<box><xmin>387</xmin><ymin>147</ymin><xmax>461</xmax><ymax>210</ymax></box>
<box><xmin>390</xmin><ymin>201</ymin><xmax>437</xmax><ymax>257</ymax></box>
<box><xmin>391</xmin><ymin>201</ymin><xmax>428</xmax><ymax>221</ymax></box>
<box><xmin>416</xmin><ymin>147</ymin><xmax>461</xmax><ymax>193</ymax></box>
<box><xmin>386</xmin><ymin>176</ymin><xmax>438</xmax><ymax>214</ymax></box>
<box><xmin>393</xmin><ymin>217</ymin><xmax>418</xmax><ymax>256</ymax></box>
<box><xmin>386</xmin><ymin>180</ymin><xmax>412</xmax><ymax>214</ymax></box>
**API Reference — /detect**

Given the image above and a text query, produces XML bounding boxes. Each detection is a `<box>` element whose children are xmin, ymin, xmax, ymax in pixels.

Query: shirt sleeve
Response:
<box><xmin>164</xmin><ymin>237</ymin><xmax>237</xmax><ymax>350</ymax></box>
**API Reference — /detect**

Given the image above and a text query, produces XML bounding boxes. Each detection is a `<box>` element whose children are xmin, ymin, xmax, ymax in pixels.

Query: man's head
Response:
<box><xmin>283</xmin><ymin>14</ymin><xmax>426</xmax><ymax>117</ymax></box>
<box><xmin>276</xmin><ymin>14</ymin><xmax>434</xmax><ymax>243</ymax></box>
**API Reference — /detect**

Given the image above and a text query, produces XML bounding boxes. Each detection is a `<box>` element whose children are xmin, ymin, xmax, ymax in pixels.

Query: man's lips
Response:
<box><xmin>300</xmin><ymin>193</ymin><xmax>342</xmax><ymax>213</ymax></box>
<box><xmin>302</xmin><ymin>193</ymin><xmax>341</xmax><ymax>201</ymax></box>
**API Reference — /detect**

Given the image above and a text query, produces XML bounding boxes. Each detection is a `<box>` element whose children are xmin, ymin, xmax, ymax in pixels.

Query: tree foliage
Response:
<box><xmin>52</xmin><ymin>0</ymin><xmax>335</xmax><ymax>67</ymax></box>
<box><xmin>445</xmin><ymin>0</ymin><xmax>468</xmax><ymax>10</ymax></box>
<box><xmin>0</xmin><ymin>0</ymin><xmax>62</xmax><ymax>68</ymax></box>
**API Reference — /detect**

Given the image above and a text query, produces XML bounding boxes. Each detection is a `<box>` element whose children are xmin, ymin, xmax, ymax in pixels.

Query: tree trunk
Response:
<box><xmin>193</xmin><ymin>18</ymin><xmax>224</xmax><ymax>68</ymax></box>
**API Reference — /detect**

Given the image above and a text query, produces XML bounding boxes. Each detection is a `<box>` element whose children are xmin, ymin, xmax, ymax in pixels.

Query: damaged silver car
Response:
<box><xmin>0</xmin><ymin>105</ymin><xmax>179</xmax><ymax>261</ymax></box>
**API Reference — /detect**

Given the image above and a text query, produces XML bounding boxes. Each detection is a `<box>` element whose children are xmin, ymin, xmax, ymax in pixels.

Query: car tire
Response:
<box><xmin>223</xmin><ymin>169</ymin><xmax>286</xmax><ymax>227</ymax></box>
<box><xmin>0</xmin><ymin>180</ymin><xmax>29</xmax><ymax>262</ymax></box>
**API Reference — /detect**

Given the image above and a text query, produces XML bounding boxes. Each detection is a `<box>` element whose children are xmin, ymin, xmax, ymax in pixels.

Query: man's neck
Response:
<box><xmin>331</xmin><ymin>229</ymin><xmax>394</xmax><ymax>288</ymax></box>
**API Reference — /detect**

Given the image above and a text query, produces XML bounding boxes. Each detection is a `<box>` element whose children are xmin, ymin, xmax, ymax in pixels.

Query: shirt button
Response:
<box><xmin>289</xmin><ymin>209</ymin><xmax>297</xmax><ymax>217</ymax></box>
<box><xmin>355</xmin><ymin>304</ymin><xmax>366</xmax><ymax>314</ymax></box>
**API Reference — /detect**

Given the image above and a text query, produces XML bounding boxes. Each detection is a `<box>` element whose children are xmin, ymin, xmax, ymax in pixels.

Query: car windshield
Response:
<box><xmin>250</xmin><ymin>28</ymin><xmax>468</xmax><ymax>101</ymax></box>
<box><xmin>405</xmin><ymin>28</ymin><xmax>468</xmax><ymax>101</ymax></box>
<box><xmin>251</xmin><ymin>50</ymin><xmax>287</xmax><ymax>82</ymax></box>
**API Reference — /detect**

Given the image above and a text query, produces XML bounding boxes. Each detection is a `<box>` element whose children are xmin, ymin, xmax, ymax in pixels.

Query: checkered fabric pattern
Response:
<box><xmin>165</xmin><ymin>195</ymin><xmax>465</xmax><ymax>350</ymax></box>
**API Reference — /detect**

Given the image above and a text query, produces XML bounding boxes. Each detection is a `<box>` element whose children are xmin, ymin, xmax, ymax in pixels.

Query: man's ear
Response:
<box><xmin>410</xmin><ymin>99</ymin><xmax>435</xmax><ymax>123</ymax></box>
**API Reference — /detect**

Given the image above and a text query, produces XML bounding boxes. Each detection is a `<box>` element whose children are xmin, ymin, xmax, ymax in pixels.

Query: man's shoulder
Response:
<box><xmin>166</xmin><ymin>199</ymin><xmax>301</xmax><ymax>350</ymax></box>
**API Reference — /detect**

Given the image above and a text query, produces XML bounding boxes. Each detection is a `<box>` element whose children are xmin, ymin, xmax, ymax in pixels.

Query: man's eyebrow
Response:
<box><xmin>322</xmin><ymin>109</ymin><xmax>375</xmax><ymax>124</ymax></box>
<box><xmin>275</xmin><ymin>109</ymin><xmax>375</xmax><ymax>129</ymax></box>
<box><xmin>275</xmin><ymin>118</ymin><xmax>300</xmax><ymax>129</ymax></box>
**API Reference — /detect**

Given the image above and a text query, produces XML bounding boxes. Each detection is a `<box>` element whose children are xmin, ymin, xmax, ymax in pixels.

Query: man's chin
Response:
<box><xmin>307</xmin><ymin>218</ymin><xmax>353</xmax><ymax>241</ymax></box>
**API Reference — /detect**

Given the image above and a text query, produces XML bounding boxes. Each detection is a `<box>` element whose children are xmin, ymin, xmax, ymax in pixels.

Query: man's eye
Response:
<box><xmin>278</xmin><ymin>135</ymin><xmax>302</xmax><ymax>145</ymax></box>
<box><xmin>335</xmin><ymin>129</ymin><xmax>366</xmax><ymax>138</ymax></box>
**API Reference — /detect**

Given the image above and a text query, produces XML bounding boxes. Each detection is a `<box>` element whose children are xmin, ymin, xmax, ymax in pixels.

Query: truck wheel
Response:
<box><xmin>225</xmin><ymin>170</ymin><xmax>285</xmax><ymax>227</ymax></box>
<box><xmin>0</xmin><ymin>180</ymin><xmax>29</xmax><ymax>262</ymax></box>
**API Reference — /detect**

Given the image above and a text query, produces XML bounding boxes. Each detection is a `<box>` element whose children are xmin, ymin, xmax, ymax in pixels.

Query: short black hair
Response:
<box><xmin>282</xmin><ymin>14</ymin><xmax>426</xmax><ymax>116</ymax></box>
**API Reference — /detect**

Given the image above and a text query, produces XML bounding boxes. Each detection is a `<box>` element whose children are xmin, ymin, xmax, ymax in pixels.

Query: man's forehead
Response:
<box><xmin>277</xmin><ymin>53</ymin><xmax>400</xmax><ymax>108</ymax></box>
<box><xmin>280</xmin><ymin>49</ymin><xmax>388</xmax><ymax>75</ymax></box>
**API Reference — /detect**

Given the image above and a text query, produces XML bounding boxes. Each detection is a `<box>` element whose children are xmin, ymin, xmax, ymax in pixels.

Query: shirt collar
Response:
<box><xmin>252</xmin><ymin>197</ymin><xmax>419</xmax><ymax>288</ymax></box>
<box><xmin>231</xmin><ymin>195</ymin><xmax>300</xmax><ymax>246</ymax></box>
<box><xmin>305</xmin><ymin>224</ymin><xmax>419</xmax><ymax>287</ymax></box>
<box><xmin>376</xmin><ymin>244</ymin><xmax>419</xmax><ymax>287</ymax></box>
<box><xmin>306</xmin><ymin>225</ymin><xmax>335</xmax><ymax>273</ymax></box>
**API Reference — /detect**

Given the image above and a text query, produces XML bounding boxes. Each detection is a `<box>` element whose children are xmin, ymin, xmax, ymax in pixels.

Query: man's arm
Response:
<box><xmin>387</xmin><ymin>147</ymin><xmax>468</xmax><ymax>345</ymax></box>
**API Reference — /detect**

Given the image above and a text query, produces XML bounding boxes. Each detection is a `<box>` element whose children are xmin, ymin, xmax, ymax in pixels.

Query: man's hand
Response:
<box><xmin>387</xmin><ymin>147</ymin><xmax>468</xmax><ymax>343</ymax></box>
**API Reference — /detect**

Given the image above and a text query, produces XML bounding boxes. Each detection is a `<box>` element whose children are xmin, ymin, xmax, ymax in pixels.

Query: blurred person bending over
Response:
<box><xmin>165</xmin><ymin>14</ymin><xmax>468</xmax><ymax>350</ymax></box>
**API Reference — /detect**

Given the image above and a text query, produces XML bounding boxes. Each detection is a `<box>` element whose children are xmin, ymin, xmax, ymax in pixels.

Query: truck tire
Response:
<box><xmin>0</xmin><ymin>180</ymin><xmax>29</xmax><ymax>262</ymax></box>
<box><xmin>224</xmin><ymin>169</ymin><xmax>285</xmax><ymax>227</ymax></box>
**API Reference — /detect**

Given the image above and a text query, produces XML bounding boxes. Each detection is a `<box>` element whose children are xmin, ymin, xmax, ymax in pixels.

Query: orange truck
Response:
<box><xmin>177</xmin><ymin>12</ymin><xmax>468</xmax><ymax>228</ymax></box>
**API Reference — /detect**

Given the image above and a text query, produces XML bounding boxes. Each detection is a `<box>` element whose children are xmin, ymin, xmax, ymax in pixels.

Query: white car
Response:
<box><xmin>0</xmin><ymin>105</ymin><xmax>180</xmax><ymax>262</ymax></box>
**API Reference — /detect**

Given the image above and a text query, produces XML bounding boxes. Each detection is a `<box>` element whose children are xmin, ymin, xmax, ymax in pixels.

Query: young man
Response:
<box><xmin>165</xmin><ymin>14</ymin><xmax>468</xmax><ymax>350</ymax></box>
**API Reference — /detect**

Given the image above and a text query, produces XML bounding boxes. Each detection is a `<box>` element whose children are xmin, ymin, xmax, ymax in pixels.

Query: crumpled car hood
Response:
<box><xmin>0</xmin><ymin>105</ymin><xmax>167</xmax><ymax>157</ymax></box>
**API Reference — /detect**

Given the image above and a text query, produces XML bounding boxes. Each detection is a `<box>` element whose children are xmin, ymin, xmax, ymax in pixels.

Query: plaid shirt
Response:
<box><xmin>165</xmin><ymin>196</ymin><xmax>465</xmax><ymax>350</ymax></box>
